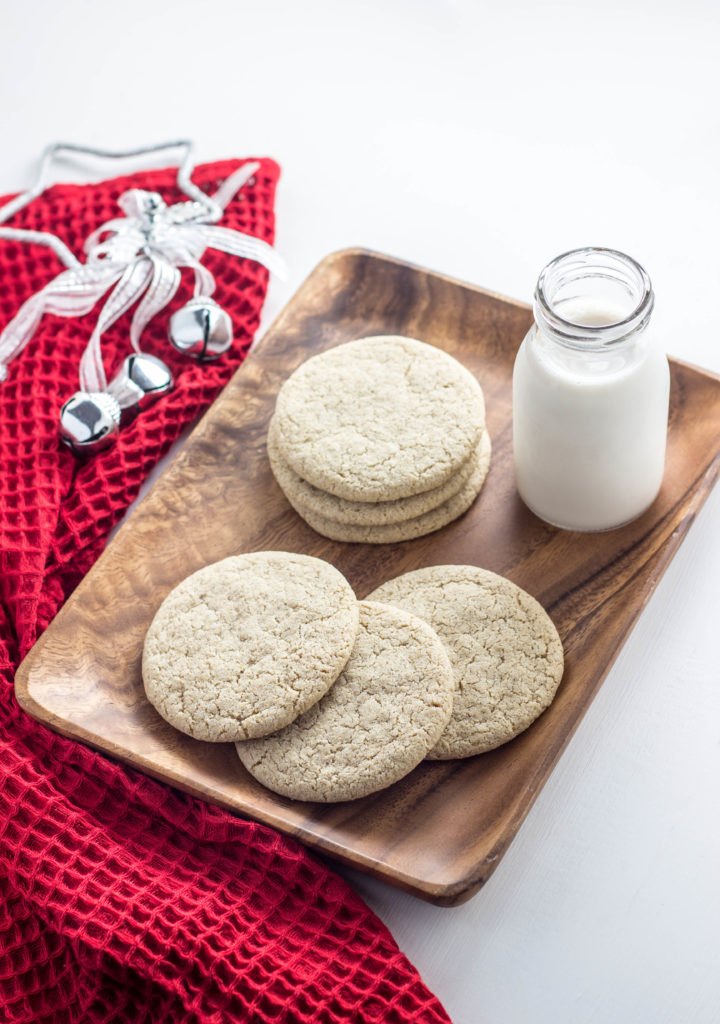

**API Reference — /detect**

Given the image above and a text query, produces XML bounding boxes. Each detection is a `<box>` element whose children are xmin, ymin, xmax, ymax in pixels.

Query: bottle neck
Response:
<box><xmin>533</xmin><ymin>247</ymin><xmax>654</xmax><ymax>354</ymax></box>
<box><xmin>529</xmin><ymin>321</ymin><xmax>648</xmax><ymax>380</ymax></box>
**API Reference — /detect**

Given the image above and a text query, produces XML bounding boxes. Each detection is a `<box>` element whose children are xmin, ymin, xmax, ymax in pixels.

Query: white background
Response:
<box><xmin>1</xmin><ymin>2</ymin><xmax>719</xmax><ymax>1022</ymax></box>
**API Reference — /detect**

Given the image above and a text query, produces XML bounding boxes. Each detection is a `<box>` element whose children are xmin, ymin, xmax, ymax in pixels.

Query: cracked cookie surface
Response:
<box><xmin>142</xmin><ymin>551</ymin><xmax>359</xmax><ymax>742</ymax></box>
<box><xmin>268</xmin><ymin>414</ymin><xmax>486</xmax><ymax>526</ymax></box>
<box><xmin>235</xmin><ymin>600</ymin><xmax>455</xmax><ymax>802</ymax></box>
<box><xmin>272</xmin><ymin>336</ymin><xmax>486</xmax><ymax>501</ymax></box>
<box><xmin>367</xmin><ymin>565</ymin><xmax>564</xmax><ymax>757</ymax></box>
<box><xmin>290</xmin><ymin>431</ymin><xmax>491</xmax><ymax>543</ymax></box>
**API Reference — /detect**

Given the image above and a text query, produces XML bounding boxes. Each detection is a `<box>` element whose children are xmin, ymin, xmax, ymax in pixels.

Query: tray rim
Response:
<box><xmin>14</xmin><ymin>247</ymin><xmax>720</xmax><ymax>905</ymax></box>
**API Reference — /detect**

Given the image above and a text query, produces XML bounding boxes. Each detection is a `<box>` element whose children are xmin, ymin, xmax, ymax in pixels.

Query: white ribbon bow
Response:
<box><xmin>0</xmin><ymin>146</ymin><xmax>284</xmax><ymax>391</ymax></box>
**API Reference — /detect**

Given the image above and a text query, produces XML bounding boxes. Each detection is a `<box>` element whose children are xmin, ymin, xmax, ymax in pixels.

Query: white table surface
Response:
<box><xmin>2</xmin><ymin>2</ymin><xmax>719</xmax><ymax>1021</ymax></box>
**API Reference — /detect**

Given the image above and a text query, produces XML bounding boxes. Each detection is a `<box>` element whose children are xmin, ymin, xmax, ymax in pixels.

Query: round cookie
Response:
<box><xmin>235</xmin><ymin>601</ymin><xmax>455</xmax><ymax>802</ymax></box>
<box><xmin>272</xmin><ymin>336</ymin><xmax>486</xmax><ymax>501</ymax></box>
<box><xmin>268</xmin><ymin>414</ymin><xmax>485</xmax><ymax>526</ymax></box>
<box><xmin>142</xmin><ymin>551</ymin><xmax>359</xmax><ymax>742</ymax></box>
<box><xmin>367</xmin><ymin>565</ymin><xmax>564</xmax><ymax>757</ymax></box>
<box><xmin>288</xmin><ymin>432</ymin><xmax>491</xmax><ymax>544</ymax></box>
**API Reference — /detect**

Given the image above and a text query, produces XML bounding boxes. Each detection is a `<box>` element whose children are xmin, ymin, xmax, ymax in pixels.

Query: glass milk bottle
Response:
<box><xmin>512</xmin><ymin>247</ymin><xmax>670</xmax><ymax>532</ymax></box>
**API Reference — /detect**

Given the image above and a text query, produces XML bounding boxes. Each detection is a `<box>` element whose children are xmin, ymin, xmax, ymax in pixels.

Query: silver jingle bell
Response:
<box><xmin>60</xmin><ymin>391</ymin><xmax>121</xmax><ymax>455</ymax></box>
<box><xmin>60</xmin><ymin>353</ymin><xmax>173</xmax><ymax>456</ymax></box>
<box><xmin>168</xmin><ymin>297</ymin><xmax>233</xmax><ymax>360</ymax></box>
<box><xmin>106</xmin><ymin>352</ymin><xmax>174</xmax><ymax>426</ymax></box>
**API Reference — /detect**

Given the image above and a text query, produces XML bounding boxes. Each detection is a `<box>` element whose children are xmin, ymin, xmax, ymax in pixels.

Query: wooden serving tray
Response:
<box><xmin>16</xmin><ymin>249</ymin><xmax>720</xmax><ymax>905</ymax></box>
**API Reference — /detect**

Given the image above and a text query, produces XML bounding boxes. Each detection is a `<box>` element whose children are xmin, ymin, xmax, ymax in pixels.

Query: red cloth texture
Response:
<box><xmin>0</xmin><ymin>160</ymin><xmax>451</xmax><ymax>1024</ymax></box>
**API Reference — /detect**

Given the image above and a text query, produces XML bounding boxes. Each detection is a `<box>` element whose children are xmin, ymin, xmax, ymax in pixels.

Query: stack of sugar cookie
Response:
<box><xmin>142</xmin><ymin>551</ymin><xmax>565</xmax><ymax>803</ymax></box>
<box><xmin>267</xmin><ymin>335</ymin><xmax>491</xmax><ymax>543</ymax></box>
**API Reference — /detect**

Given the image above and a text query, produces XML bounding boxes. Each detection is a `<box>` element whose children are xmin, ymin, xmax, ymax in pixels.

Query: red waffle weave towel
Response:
<box><xmin>0</xmin><ymin>160</ymin><xmax>451</xmax><ymax>1024</ymax></box>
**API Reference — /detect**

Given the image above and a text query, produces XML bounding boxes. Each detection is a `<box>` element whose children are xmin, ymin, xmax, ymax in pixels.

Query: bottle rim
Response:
<box><xmin>534</xmin><ymin>247</ymin><xmax>654</xmax><ymax>351</ymax></box>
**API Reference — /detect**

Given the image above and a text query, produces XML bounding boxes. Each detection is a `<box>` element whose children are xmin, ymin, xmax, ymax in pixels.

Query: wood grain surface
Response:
<box><xmin>15</xmin><ymin>249</ymin><xmax>720</xmax><ymax>905</ymax></box>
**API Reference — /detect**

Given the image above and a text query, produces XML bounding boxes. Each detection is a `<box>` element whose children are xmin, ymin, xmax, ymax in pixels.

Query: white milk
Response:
<box><xmin>513</xmin><ymin>293</ymin><xmax>670</xmax><ymax>532</ymax></box>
